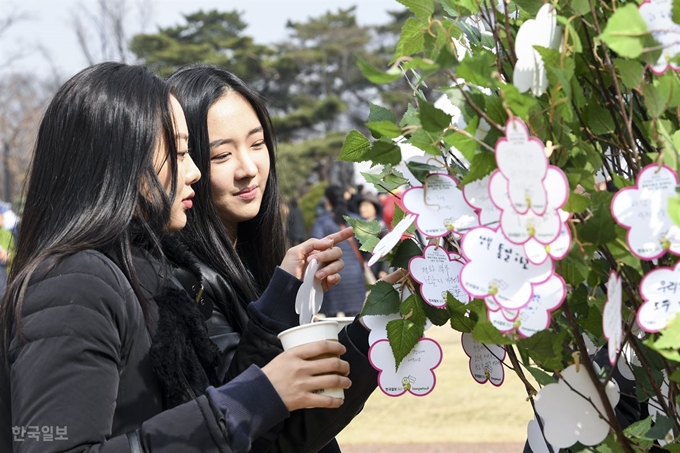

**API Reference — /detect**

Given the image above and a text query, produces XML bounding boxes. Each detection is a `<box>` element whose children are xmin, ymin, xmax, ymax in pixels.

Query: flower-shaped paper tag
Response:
<box><xmin>524</xmin><ymin>212</ymin><xmax>571</xmax><ymax>265</ymax></box>
<box><xmin>638</xmin><ymin>261</ymin><xmax>680</xmax><ymax>332</ymax></box>
<box><xmin>513</xmin><ymin>3</ymin><xmax>563</xmax><ymax>96</ymax></box>
<box><xmin>367</xmin><ymin>214</ymin><xmax>416</xmax><ymax>267</ymax></box>
<box><xmin>639</xmin><ymin>0</ymin><xmax>680</xmax><ymax>74</ymax></box>
<box><xmin>535</xmin><ymin>364</ymin><xmax>620</xmax><ymax>448</ymax></box>
<box><xmin>402</xmin><ymin>174</ymin><xmax>478</xmax><ymax>238</ymax></box>
<box><xmin>527</xmin><ymin>417</ymin><xmax>559</xmax><ymax>453</ymax></box>
<box><xmin>488</xmin><ymin>274</ymin><xmax>565</xmax><ymax>337</ymax></box>
<box><xmin>603</xmin><ymin>272</ymin><xmax>623</xmax><ymax>365</ymax></box>
<box><xmin>489</xmin><ymin>166</ymin><xmax>568</xmax><ymax>244</ymax></box>
<box><xmin>461</xmin><ymin>332</ymin><xmax>506</xmax><ymax>386</ymax></box>
<box><xmin>462</xmin><ymin>174</ymin><xmax>501</xmax><ymax>227</ymax></box>
<box><xmin>409</xmin><ymin>245</ymin><xmax>470</xmax><ymax>307</ymax></box>
<box><xmin>460</xmin><ymin>226</ymin><xmax>553</xmax><ymax>310</ymax></box>
<box><xmin>611</xmin><ymin>164</ymin><xmax>680</xmax><ymax>260</ymax></box>
<box><xmin>295</xmin><ymin>258</ymin><xmax>323</xmax><ymax>325</ymax></box>
<box><xmin>368</xmin><ymin>338</ymin><xmax>443</xmax><ymax>397</ymax></box>
<box><xmin>495</xmin><ymin>118</ymin><xmax>549</xmax><ymax>215</ymax></box>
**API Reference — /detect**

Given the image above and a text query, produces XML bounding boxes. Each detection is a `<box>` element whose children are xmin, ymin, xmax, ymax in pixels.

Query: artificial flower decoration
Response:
<box><xmin>368</xmin><ymin>338</ymin><xmax>443</xmax><ymax>397</ymax></box>
<box><xmin>637</xmin><ymin>261</ymin><xmax>680</xmax><ymax>332</ymax></box>
<box><xmin>460</xmin><ymin>226</ymin><xmax>553</xmax><ymax>310</ymax></box>
<box><xmin>535</xmin><ymin>364</ymin><xmax>620</xmax><ymax>448</ymax></box>
<box><xmin>409</xmin><ymin>245</ymin><xmax>470</xmax><ymax>307</ymax></box>
<box><xmin>611</xmin><ymin>164</ymin><xmax>680</xmax><ymax>260</ymax></box>
<box><xmin>639</xmin><ymin>0</ymin><xmax>680</xmax><ymax>74</ymax></box>
<box><xmin>602</xmin><ymin>272</ymin><xmax>623</xmax><ymax>365</ymax></box>
<box><xmin>367</xmin><ymin>213</ymin><xmax>416</xmax><ymax>267</ymax></box>
<box><xmin>513</xmin><ymin>3</ymin><xmax>563</xmax><ymax>96</ymax></box>
<box><xmin>461</xmin><ymin>332</ymin><xmax>505</xmax><ymax>386</ymax></box>
<box><xmin>495</xmin><ymin>118</ymin><xmax>549</xmax><ymax>215</ymax></box>
<box><xmin>489</xmin><ymin>166</ymin><xmax>568</xmax><ymax>245</ymax></box>
<box><xmin>402</xmin><ymin>173</ymin><xmax>478</xmax><ymax>238</ymax></box>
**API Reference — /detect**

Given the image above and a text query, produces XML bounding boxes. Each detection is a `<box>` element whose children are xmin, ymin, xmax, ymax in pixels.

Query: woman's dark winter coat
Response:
<box><xmin>0</xmin><ymin>249</ymin><xmax>289</xmax><ymax>453</ymax></box>
<box><xmin>163</xmin><ymin>235</ymin><xmax>379</xmax><ymax>453</ymax></box>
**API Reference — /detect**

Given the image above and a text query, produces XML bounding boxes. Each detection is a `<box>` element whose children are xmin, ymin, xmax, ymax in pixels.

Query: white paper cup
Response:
<box><xmin>277</xmin><ymin>322</ymin><xmax>344</xmax><ymax>399</ymax></box>
<box><xmin>316</xmin><ymin>316</ymin><xmax>354</xmax><ymax>333</ymax></box>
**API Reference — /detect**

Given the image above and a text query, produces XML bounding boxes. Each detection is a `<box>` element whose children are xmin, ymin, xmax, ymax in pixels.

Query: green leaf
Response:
<box><xmin>356</xmin><ymin>54</ymin><xmax>402</xmax><ymax>84</ymax></box>
<box><xmin>473</xmin><ymin>321</ymin><xmax>514</xmax><ymax>345</ymax></box>
<box><xmin>597</xmin><ymin>4</ymin><xmax>649</xmax><ymax>59</ymax></box>
<box><xmin>674</xmin><ymin>0</ymin><xmax>680</xmax><ymax>24</ymax></box>
<box><xmin>499</xmin><ymin>83</ymin><xmax>537</xmax><ymax>119</ymax></box>
<box><xmin>586</xmin><ymin>104</ymin><xmax>615</xmax><ymax>135</ymax></box>
<box><xmin>644</xmin><ymin>82</ymin><xmax>669</xmax><ymax>118</ymax></box>
<box><xmin>410</xmin><ymin>128</ymin><xmax>443</xmax><ymax>155</ymax></box>
<box><xmin>419</xmin><ymin>99</ymin><xmax>452</xmax><ymax>132</ymax></box>
<box><xmin>578</xmin><ymin>191</ymin><xmax>617</xmax><ymax>246</ymax></box>
<box><xmin>632</xmin><ymin>364</ymin><xmax>664</xmax><ymax>402</ymax></box>
<box><xmin>386</xmin><ymin>318</ymin><xmax>422</xmax><ymax>370</ymax></box>
<box><xmin>361</xmin><ymin>281</ymin><xmax>402</xmax><ymax>316</ymax></box>
<box><xmin>650</xmin><ymin>313</ymin><xmax>680</xmax><ymax>361</ymax></box>
<box><xmin>421</xmin><ymin>299</ymin><xmax>450</xmax><ymax>326</ymax></box>
<box><xmin>400</xmin><ymin>294</ymin><xmax>428</xmax><ymax>331</ymax></box>
<box><xmin>397</xmin><ymin>0</ymin><xmax>435</xmax><ymax>23</ymax></box>
<box><xmin>443</xmin><ymin>116</ymin><xmax>479</xmax><ymax>163</ymax></box>
<box><xmin>395</xmin><ymin>18</ymin><xmax>426</xmax><ymax>59</ymax></box>
<box><xmin>400</xmin><ymin>103</ymin><xmax>421</xmax><ymax>128</ymax></box>
<box><xmin>525</xmin><ymin>365</ymin><xmax>558</xmax><ymax>386</ymax></box>
<box><xmin>343</xmin><ymin>216</ymin><xmax>382</xmax><ymax>252</ymax></box>
<box><xmin>368</xmin><ymin>102</ymin><xmax>397</xmax><ymax>124</ymax></box>
<box><xmin>517</xmin><ymin>330</ymin><xmax>559</xmax><ymax>360</ymax></box>
<box><xmin>460</xmin><ymin>151</ymin><xmax>497</xmax><ymax>186</ymax></box>
<box><xmin>569</xmin><ymin>0</ymin><xmax>590</xmax><ymax>16</ymax></box>
<box><xmin>563</xmin><ymin>192</ymin><xmax>590</xmax><ymax>214</ymax></box>
<box><xmin>366</xmin><ymin>121</ymin><xmax>403</xmax><ymax>139</ymax></box>
<box><xmin>405</xmin><ymin>160</ymin><xmax>442</xmax><ymax>184</ymax></box>
<box><xmin>456</xmin><ymin>52</ymin><xmax>495</xmax><ymax>87</ymax></box>
<box><xmin>339</xmin><ymin>130</ymin><xmax>371</xmax><ymax>163</ymax></box>
<box><xmin>514</xmin><ymin>0</ymin><xmax>544</xmax><ymax>16</ymax></box>
<box><xmin>391</xmin><ymin>238</ymin><xmax>423</xmax><ymax>269</ymax></box>
<box><xmin>659</xmin><ymin>119</ymin><xmax>680</xmax><ymax>173</ymax></box>
<box><xmin>646</xmin><ymin>414</ymin><xmax>674</xmax><ymax>440</ymax></box>
<box><xmin>624</xmin><ymin>416</ymin><xmax>653</xmax><ymax>439</ymax></box>
<box><xmin>614</xmin><ymin>58</ymin><xmax>643</xmax><ymax>89</ymax></box>
<box><xmin>669</xmin><ymin>193</ymin><xmax>680</xmax><ymax>228</ymax></box>
<box><xmin>446</xmin><ymin>293</ymin><xmax>477</xmax><ymax>332</ymax></box>
<box><xmin>366</xmin><ymin>140</ymin><xmax>403</xmax><ymax>166</ymax></box>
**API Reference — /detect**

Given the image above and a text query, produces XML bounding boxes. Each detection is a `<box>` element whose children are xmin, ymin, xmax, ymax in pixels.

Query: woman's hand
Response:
<box><xmin>261</xmin><ymin>340</ymin><xmax>350</xmax><ymax>411</ymax></box>
<box><xmin>280</xmin><ymin>227</ymin><xmax>355</xmax><ymax>292</ymax></box>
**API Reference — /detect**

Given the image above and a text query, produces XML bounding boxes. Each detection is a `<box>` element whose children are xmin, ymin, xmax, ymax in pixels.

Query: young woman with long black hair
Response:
<box><xmin>166</xmin><ymin>65</ymin><xmax>395</xmax><ymax>453</ymax></box>
<box><xmin>0</xmin><ymin>62</ymin><xmax>352</xmax><ymax>453</ymax></box>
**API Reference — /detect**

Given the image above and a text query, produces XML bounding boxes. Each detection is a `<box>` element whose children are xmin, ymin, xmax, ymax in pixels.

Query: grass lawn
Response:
<box><xmin>336</xmin><ymin>325</ymin><xmax>537</xmax><ymax>445</ymax></box>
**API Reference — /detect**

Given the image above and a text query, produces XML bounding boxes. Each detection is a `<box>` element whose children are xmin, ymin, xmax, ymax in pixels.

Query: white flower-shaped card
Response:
<box><xmin>368</xmin><ymin>338</ymin><xmax>443</xmax><ymax>397</ymax></box>
<box><xmin>527</xmin><ymin>417</ymin><xmax>559</xmax><ymax>453</ymax></box>
<box><xmin>461</xmin><ymin>332</ymin><xmax>506</xmax><ymax>386</ymax></box>
<box><xmin>524</xmin><ymin>212</ymin><xmax>572</xmax><ymax>265</ymax></box>
<box><xmin>488</xmin><ymin>274</ymin><xmax>565</xmax><ymax>337</ymax></box>
<box><xmin>402</xmin><ymin>174</ymin><xmax>478</xmax><ymax>238</ymax></box>
<box><xmin>489</xmin><ymin>166</ymin><xmax>568</xmax><ymax>245</ymax></box>
<box><xmin>611</xmin><ymin>164</ymin><xmax>680</xmax><ymax>260</ymax></box>
<box><xmin>603</xmin><ymin>272</ymin><xmax>623</xmax><ymax>365</ymax></box>
<box><xmin>638</xmin><ymin>261</ymin><xmax>680</xmax><ymax>332</ymax></box>
<box><xmin>535</xmin><ymin>364</ymin><xmax>620</xmax><ymax>448</ymax></box>
<box><xmin>513</xmin><ymin>3</ymin><xmax>563</xmax><ymax>96</ymax></box>
<box><xmin>460</xmin><ymin>226</ymin><xmax>553</xmax><ymax>310</ymax></box>
<box><xmin>295</xmin><ymin>258</ymin><xmax>323</xmax><ymax>325</ymax></box>
<box><xmin>367</xmin><ymin>213</ymin><xmax>416</xmax><ymax>267</ymax></box>
<box><xmin>462</xmin><ymin>174</ymin><xmax>501</xmax><ymax>227</ymax></box>
<box><xmin>495</xmin><ymin>118</ymin><xmax>549</xmax><ymax>215</ymax></box>
<box><xmin>639</xmin><ymin>0</ymin><xmax>680</xmax><ymax>74</ymax></box>
<box><xmin>409</xmin><ymin>245</ymin><xmax>470</xmax><ymax>307</ymax></box>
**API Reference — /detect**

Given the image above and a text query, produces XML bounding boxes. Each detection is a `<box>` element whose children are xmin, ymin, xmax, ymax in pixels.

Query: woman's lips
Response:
<box><xmin>236</xmin><ymin>186</ymin><xmax>258</xmax><ymax>200</ymax></box>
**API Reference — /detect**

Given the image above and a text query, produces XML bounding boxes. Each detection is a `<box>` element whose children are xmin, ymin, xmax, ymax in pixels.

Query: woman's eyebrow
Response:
<box><xmin>209</xmin><ymin>127</ymin><xmax>263</xmax><ymax>148</ymax></box>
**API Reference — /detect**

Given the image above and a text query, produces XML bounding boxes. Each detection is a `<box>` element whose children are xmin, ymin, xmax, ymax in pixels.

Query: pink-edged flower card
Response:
<box><xmin>461</xmin><ymin>332</ymin><xmax>506</xmax><ymax>386</ymax></box>
<box><xmin>409</xmin><ymin>245</ymin><xmax>470</xmax><ymax>307</ymax></box>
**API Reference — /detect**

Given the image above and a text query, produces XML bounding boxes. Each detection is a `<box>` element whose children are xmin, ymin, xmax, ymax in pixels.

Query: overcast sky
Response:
<box><xmin>1</xmin><ymin>0</ymin><xmax>398</xmax><ymax>78</ymax></box>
